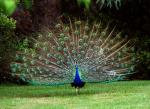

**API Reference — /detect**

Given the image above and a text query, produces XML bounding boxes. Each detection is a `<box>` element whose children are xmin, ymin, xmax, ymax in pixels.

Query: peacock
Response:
<box><xmin>10</xmin><ymin>19</ymin><xmax>136</xmax><ymax>94</ymax></box>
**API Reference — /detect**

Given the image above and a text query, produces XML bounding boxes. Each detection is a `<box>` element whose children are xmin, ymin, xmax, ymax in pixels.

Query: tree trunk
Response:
<box><xmin>33</xmin><ymin>0</ymin><xmax>62</xmax><ymax>30</ymax></box>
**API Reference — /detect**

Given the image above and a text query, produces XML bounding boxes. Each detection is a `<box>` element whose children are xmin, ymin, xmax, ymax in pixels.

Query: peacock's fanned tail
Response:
<box><xmin>10</xmin><ymin>19</ymin><xmax>136</xmax><ymax>85</ymax></box>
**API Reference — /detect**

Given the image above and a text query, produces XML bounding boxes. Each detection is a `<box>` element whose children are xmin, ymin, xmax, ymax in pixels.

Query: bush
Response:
<box><xmin>0</xmin><ymin>10</ymin><xmax>16</xmax><ymax>83</ymax></box>
<box><xmin>0</xmin><ymin>12</ymin><xmax>16</xmax><ymax>29</ymax></box>
<box><xmin>135</xmin><ymin>36</ymin><xmax>150</xmax><ymax>79</ymax></box>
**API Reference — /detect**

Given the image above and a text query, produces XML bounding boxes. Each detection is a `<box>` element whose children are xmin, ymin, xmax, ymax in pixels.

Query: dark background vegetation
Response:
<box><xmin>0</xmin><ymin>0</ymin><xmax>149</xmax><ymax>84</ymax></box>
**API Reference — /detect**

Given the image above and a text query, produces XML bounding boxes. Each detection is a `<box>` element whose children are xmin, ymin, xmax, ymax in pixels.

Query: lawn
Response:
<box><xmin>0</xmin><ymin>81</ymin><xmax>150</xmax><ymax>109</ymax></box>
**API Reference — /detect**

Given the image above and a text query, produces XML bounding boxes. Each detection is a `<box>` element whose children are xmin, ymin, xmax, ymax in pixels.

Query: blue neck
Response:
<box><xmin>73</xmin><ymin>65</ymin><xmax>82</xmax><ymax>83</ymax></box>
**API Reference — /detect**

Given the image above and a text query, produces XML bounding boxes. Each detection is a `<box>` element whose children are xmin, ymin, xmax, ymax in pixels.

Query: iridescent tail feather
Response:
<box><xmin>10</xmin><ymin>19</ymin><xmax>136</xmax><ymax>85</ymax></box>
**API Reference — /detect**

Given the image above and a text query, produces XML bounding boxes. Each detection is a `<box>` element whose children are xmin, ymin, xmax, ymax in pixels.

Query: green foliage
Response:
<box><xmin>0</xmin><ymin>0</ymin><xmax>17</xmax><ymax>15</ymax></box>
<box><xmin>0</xmin><ymin>28</ymin><xmax>16</xmax><ymax>72</ymax></box>
<box><xmin>136</xmin><ymin>36</ymin><xmax>150</xmax><ymax>69</ymax></box>
<box><xmin>0</xmin><ymin>10</ymin><xmax>16</xmax><ymax>58</ymax></box>
<box><xmin>15</xmin><ymin>0</ymin><xmax>32</xmax><ymax>10</ymax></box>
<box><xmin>16</xmin><ymin>38</ymin><xmax>29</xmax><ymax>51</ymax></box>
<box><xmin>96</xmin><ymin>0</ymin><xmax>122</xmax><ymax>9</ymax></box>
<box><xmin>23</xmin><ymin>0</ymin><xmax>32</xmax><ymax>9</ymax></box>
<box><xmin>76</xmin><ymin>0</ymin><xmax>122</xmax><ymax>9</ymax></box>
<box><xmin>0</xmin><ymin>9</ymin><xmax>16</xmax><ymax>55</ymax></box>
<box><xmin>0</xmin><ymin>12</ymin><xmax>16</xmax><ymax>29</ymax></box>
<box><xmin>0</xmin><ymin>8</ymin><xmax>16</xmax><ymax>77</ymax></box>
<box><xmin>77</xmin><ymin>0</ymin><xmax>91</xmax><ymax>9</ymax></box>
<box><xmin>15</xmin><ymin>38</ymin><xmax>35</xmax><ymax>54</ymax></box>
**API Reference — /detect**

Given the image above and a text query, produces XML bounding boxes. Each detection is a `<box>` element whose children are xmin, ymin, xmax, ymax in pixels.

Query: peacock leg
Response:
<box><xmin>76</xmin><ymin>88</ymin><xmax>79</xmax><ymax>95</ymax></box>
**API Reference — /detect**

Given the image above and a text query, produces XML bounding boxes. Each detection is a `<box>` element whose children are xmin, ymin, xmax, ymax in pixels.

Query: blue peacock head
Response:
<box><xmin>10</xmin><ymin>19</ymin><xmax>137</xmax><ymax>86</ymax></box>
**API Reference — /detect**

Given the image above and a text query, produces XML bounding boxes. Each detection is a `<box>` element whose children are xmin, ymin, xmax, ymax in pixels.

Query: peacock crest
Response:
<box><xmin>10</xmin><ymin>19</ymin><xmax>136</xmax><ymax>86</ymax></box>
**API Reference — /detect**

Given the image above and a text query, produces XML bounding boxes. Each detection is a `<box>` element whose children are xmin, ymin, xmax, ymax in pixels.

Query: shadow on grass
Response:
<box><xmin>1</xmin><ymin>80</ymin><xmax>149</xmax><ymax>98</ymax></box>
<box><xmin>22</xmin><ymin>90</ymin><xmax>102</xmax><ymax>98</ymax></box>
<box><xmin>0</xmin><ymin>88</ymin><xmax>111</xmax><ymax>98</ymax></box>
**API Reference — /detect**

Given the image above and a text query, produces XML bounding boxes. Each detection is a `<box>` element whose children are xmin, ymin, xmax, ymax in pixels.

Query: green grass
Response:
<box><xmin>0</xmin><ymin>81</ymin><xmax>150</xmax><ymax>109</ymax></box>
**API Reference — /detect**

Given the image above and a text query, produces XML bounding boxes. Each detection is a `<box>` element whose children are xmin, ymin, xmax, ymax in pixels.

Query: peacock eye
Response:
<box><xmin>75</xmin><ymin>21</ymin><xmax>81</xmax><ymax>25</ymax></box>
<box><xmin>79</xmin><ymin>39</ymin><xmax>83</xmax><ymax>43</ymax></box>
<box><xmin>74</xmin><ymin>30</ymin><xmax>80</xmax><ymax>35</ymax></box>
<box><xmin>38</xmin><ymin>56</ymin><xmax>42</xmax><ymax>60</ymax></box>
<box><xmin>60</xmin><ymin>33</ymin><xmax>65</xmax><ymax>37</ymax></box>
<box><xmin>30</xmin><ymin>60</ymin><xmax>36</xmax><ymax>65</ymax></box>
<box><xmin>15</xmin><ymin>54</ymin><xmax>20</xmax><ymax>60</ymax></box>
<box><xmin>38</xmin><ymin>34</ymin><xmax>42</xmax><ymax>38</ymax></box>
<box><xmin>45</xmin><ymin>60</ymin><xmax>49</xmax><ymax>65</ymax></box>
<box><xmin>60</xmin><ymin>41</ymin><xmax>65</xmax><ymax>45</ymax></box>
<box><xmin>64</xmin><ymin>36</ymin><xmax>69</xmax><ymax>41</ymax></box>
<box><xmin>47</xmin><ymin>32</ymin><xmax>53</xmax><ymax>38</ymax></box>
<box><xmin>77</xmin><ymin>54</ymin><xmax>81</xmax><ymax>58</ymax></box>
<box><xmin>70</xmin><ymin>42</ymin><xmax>75</xmax><ymax>46</ymax></box>
<box><xmin>42</xmin><ymin>47</ymin><xmax>48</xmax><ymax>51</ymax></box>
<box><xmin>72</xmin><ymin>50</ymin><xmax>76</xmax><ymax>54</ymax></box>
<box><xmin>64</xmin><ymin>26</ymin><xmax>69</xmax><ymax>32</ymax></box>
<box><xmin>81</xmin><ymin>51</ymin><xmax>85</xmax><ymax>54</ymax></box>
<box><xmin>47</xmin><ymin>53</ymin><xmax>52</xmax><ymax>58</ymax></box>
<box><xmin>34</xmin><ymin>43</ymin><xmax>39</xmax><ymax>48</ymax></box>
<box><xmin>55</xmin><ymin>23</ymin><xmax>61</xmax><ymax>28</ymax></box>
<box><xmin>63</xmin><ymin>48</ymin><xmax>68</xmax><ymax>52</ymax></box>
<box><xmin>83</xmin><ymin>43</ymin><xmax>88</xmax><ymax>47</ymax></box>
<box><xmin>22</xmin><ymin>56</ymin><xmax>27</xmax><ymax>62</ymax></box>
<box><xmin>57</xmin><ymin>61</ymin><xmax>61</xmax><ymax>64</ymax></box>
<box><xmin>83</xmin><ymin>35</ymin><xmax>88</xmax><ymax>39</ymax></box>
<box><xmin>90</xmin><ymin>41</ymin><xmax>94</xmax><ymax>45</ymax></box>
<box><xmin>101</xmin><ymin>31</ymin><xmax>106</xmax><ymax>36</ymax></box>
<box><xmin>23</xmin><ymin>63</ymin><xmax>28</xmax><ymax>67</ymax></box>
<box><xmin>85</xmin><ymin>25</ymin><xmax>89</xmax><ymax>31</ymax></box>
<box><xmin>92</xmin><ymin>33</ymin><xmax>97</xmax><ymax>37</ymax></box>
<box><xmin>95</xmin><ymin>24</ymin><xmax>99</xmax><ymax>28</ymax></box>
<box><xmin>57</xmin><ymin>47</ymin><xmax>62</xmax><ymax>51</ymax></box>
<box><xmin>78</xmin><ymin>46</ymin><xmax>82</xmax><ymax>50</ymax></box>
